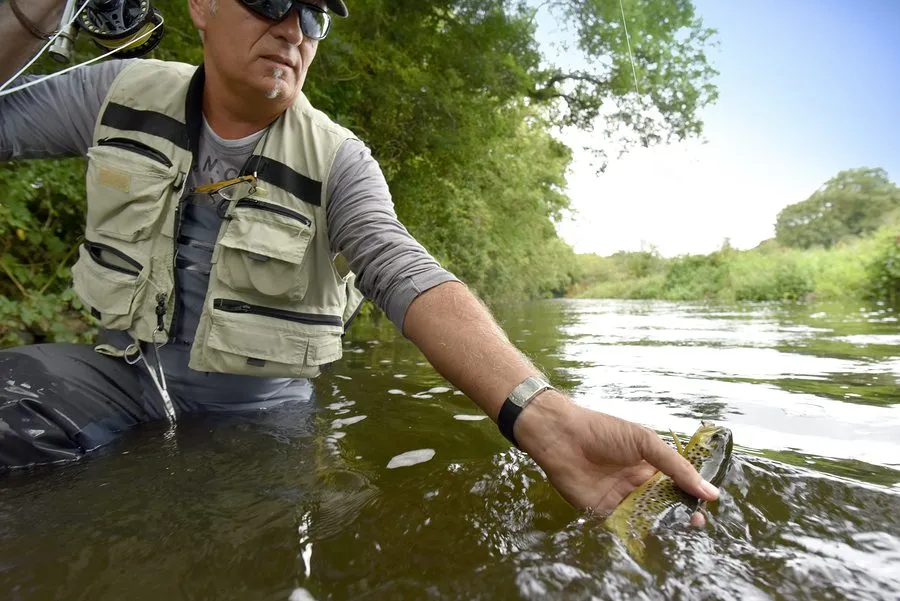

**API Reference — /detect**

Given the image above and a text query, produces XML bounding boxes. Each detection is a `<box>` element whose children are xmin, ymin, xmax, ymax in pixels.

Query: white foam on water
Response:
<box><xmin>386</xmin><ymin>448</ymin><xmax>436</xmax><ymax>469</ymax></box>
<box><xmin>289</xmin><ymin>587</ymin><xmax>317</xmax><ymax>601</ymax></box>
<box><xmin>453</xmin><ymin>414</ymin><xmax>488</xmax><ymax>421</ymax></box>
<box><xmin>331</xmin><ymin>415</ymin><xmax>367</xmax><ymax>429</ymax></box>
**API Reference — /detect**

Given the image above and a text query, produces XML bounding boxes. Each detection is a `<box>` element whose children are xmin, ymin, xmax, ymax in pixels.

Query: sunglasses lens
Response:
<box><xmin>299</xmin><ymin>6</ymin><xmax>330</xmax><ymax>39</ymax></box>
<box><xmin>241</xmin><ymin>0</ymin><xmax>293</xmax><ymax>21</ymax></box>
<box><xmin>217</xmin><ymin>180</ymin><xmax>254</xmax><ymax>201</ymax></box>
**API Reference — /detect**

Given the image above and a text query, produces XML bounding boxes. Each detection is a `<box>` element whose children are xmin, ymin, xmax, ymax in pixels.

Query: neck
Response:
<box><xmin>201</xmin><ymin>62</ymin><xmax>293</xmax><ymax>139</ymax></box>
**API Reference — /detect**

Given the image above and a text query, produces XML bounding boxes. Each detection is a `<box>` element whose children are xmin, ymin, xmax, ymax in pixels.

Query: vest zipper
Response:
<box><xmin>343</xmin><ymin>297</ymin><xmax>364</xmax><ymax>334</ymax></box>
<box><xmin>85</xmin><ymin>240</ymin><xmax>143</xmax><ymax>276</ymax></box>
<box><xmin>233</xmin><ymin>199</ymin><xmax>311</xmax><ymax>226</ymax></box>
<box><xmin>213</xmin><ymin>299</ymin><xmax>343</xmax><ymax>327</ymax></box>
<box><xmin>98</xmin><ymin>137</ymin><xmax>173</xmax><ymax>168</ymax></box>
<box><xmin>169</xmin><ymin>176</ymin><xmax>188</xmax><ymax>343</ymax></box>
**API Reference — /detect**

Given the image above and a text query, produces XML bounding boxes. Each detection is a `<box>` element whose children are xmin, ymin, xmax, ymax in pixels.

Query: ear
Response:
<box><xmin>187</xmin><ymin>0</ymin><xmax>210</xmax><ymax>32</ymax></box>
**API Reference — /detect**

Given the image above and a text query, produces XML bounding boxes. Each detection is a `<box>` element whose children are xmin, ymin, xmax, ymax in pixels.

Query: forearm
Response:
<box><xmin>402</xmin><ymin>281</ymin><xmax>545</xmax><ymax>421</ymax></box>
<box><xmin>0</xmin><ymin>0</ymin><xmax>66</xmax><ymax>84</ymax></box>
<box><xmin>402</xmin><ymin>281</ymin><xmax>717</xmax><ymax>515</ymax></box>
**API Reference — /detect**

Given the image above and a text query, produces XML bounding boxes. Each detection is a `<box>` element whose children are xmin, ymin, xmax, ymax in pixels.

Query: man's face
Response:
<box><xmin>191</xmin><ymin>0</ymin><xmax>323</xmax><ymax>102</ymax></box>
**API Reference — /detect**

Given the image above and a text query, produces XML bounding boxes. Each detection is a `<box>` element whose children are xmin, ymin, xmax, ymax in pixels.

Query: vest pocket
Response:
<box><xmin>216</xmin><ymin>200</ymin><xmax>315</xmax><ymax>301</ymax></box>
<box><xmin>197</xmin><ymin>299</ymin><xmax>344</xmax><ymax>377</ymax></box>
<box><xmin>85</xmin><ymin>140</ymin><xmax>177</xmax><ymax>243</ymax></box>
<box><xmin>71</xmin><ymin>243</ymin><xmax>144</xmax><ymax>330</ymax></box>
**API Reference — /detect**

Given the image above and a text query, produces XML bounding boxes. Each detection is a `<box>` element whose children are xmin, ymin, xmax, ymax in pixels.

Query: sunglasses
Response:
<box><xmin>238</xmin><ymin>1</ymin><xmax>332</xmax><ymax>40</ymax></box>
<box><xmin>194</xmin><ymin>175</ymin><xmax>259</xmax><ymax>200</ymax></box>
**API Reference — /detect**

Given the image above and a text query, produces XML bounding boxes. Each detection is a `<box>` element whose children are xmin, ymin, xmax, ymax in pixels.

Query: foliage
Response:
<box><xmin>1</xmin><ymin>0</ymin><xmax>719</xmax><ymax>345</ymax></box>
<box><xmin>865</xmin><ymin>228</ymin><xmax>900</xmax><ymax>306</ymax></box>
<box><xmin>540</xmin><ymin>0</ymin><xmax>719</xmax><ymax>158</ymax></box>
<box><xmin>727</xmin><ymin>251</ymin><xmax>813</xmax><ymax>302</ymax></box>
<box><xmin>572</xmin><ymin>166</ymin><xmax>900</xmax><ymax>307</ymax></box>
<box><xmin>664</xmin><ymin>253</ymin><xmax>727</xmax><ymax>300</ymax></box>
<box><xmin>0</xmin><ymin>159</ymin><xmax>95</xmax><ymax>345</ymax></box>
<box><xmin>775</xmin><ymin>168</ymin><xmax>900</xmax><ymax>249</ymax></box>
<box><xmin>573</xmin><ymin>234</ymin><xmax>887</xmax><ymax>305</ymax></box>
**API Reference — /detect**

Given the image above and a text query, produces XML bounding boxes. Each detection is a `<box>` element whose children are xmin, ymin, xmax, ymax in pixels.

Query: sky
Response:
<box><xmin>548</xmin><ymin>0</ymin><xmax>900</xmax><ymax>257</ymax></box>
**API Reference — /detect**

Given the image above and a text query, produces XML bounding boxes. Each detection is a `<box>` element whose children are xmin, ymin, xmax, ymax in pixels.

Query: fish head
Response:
<box><xmin>684</xmin><ymin>423</ymin><xmax>733</xmax><ymax>489</ymax></box>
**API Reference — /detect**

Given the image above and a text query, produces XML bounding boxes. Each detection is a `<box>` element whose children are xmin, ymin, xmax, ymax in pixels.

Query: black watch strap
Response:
<box><xmin>497</xmin><ymin>376</ymin><xmax>554</xmax><ymax>448</ymax></box>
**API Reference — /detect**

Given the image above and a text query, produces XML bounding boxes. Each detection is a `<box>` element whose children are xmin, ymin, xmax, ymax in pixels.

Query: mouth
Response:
<box><xmin>261</xmin><ymin>55</ymin><xmax>296</xmax><ymax>69</ymax></box>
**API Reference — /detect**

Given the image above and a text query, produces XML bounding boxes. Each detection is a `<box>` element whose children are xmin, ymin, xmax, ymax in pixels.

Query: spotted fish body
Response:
<box><xmin>604</xmin><ymin>422</ymin><xmax>733</xmax><ymax>561</ymax></box>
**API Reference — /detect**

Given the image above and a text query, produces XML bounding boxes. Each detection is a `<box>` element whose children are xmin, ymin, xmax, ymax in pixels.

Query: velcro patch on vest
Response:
<box><xmin>96</xmin><ymin>167</ymin><xmax>133</xmax><ymax>193</ymax></box>
<box><xmin>247</xmin><ymin>357</ymin><xmax>267</xmax><ymax>367</ymax></box>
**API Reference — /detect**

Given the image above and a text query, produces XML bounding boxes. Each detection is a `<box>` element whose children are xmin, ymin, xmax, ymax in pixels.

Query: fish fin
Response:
<box><xmin>670</xmin><ymin>429</ymin><xmax>685</xmax><ymax>455</ymax></box>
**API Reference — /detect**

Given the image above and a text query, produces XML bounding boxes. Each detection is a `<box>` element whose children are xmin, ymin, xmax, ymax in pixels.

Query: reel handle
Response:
<box><xmin>47</xmin><ymin>0</ymin><xmax>81</xmax><ymax>64</ymax></box>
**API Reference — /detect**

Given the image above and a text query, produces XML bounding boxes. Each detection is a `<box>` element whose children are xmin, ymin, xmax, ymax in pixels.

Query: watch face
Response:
<box><xmin>510</xmin><ymin>377</ymin><xmax>552</xmax><ymax>407</ymax></box>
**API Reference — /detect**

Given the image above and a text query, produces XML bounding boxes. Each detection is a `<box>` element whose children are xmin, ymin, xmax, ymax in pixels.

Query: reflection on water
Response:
<box><xmin>1</xmin><ymin>299</ymin><xmax>899</xmax><ymax>600</ymax></box>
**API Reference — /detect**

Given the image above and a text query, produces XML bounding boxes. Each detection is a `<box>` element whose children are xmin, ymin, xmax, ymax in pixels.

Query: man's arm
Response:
<box><xmin>402</xmin><ymin>281</ymin><xmax>720</xmax><ymax>512</ymax></box>
<box><xmin>0</xmin><ymin>60</ymin><xmax>131</xmax><ymax>161</ymax></box>
<box><xmin>1</xmin><ymin>0</ymin><xmax>133</xmax><ymax>161</ymax></box>
<box><xmin>326</xmin><ymin>139</ymin><xmax>718</xmax><ymax>514</ymax></box>
<box><xmin>0</xmin><ymin>0</ymin><xmax>65</xmax><ymax>84</ymax></box>
<box><xmin>327</xmin><ymin>139</ymin><xmax>459</xmax><ymax>328</ymax></box>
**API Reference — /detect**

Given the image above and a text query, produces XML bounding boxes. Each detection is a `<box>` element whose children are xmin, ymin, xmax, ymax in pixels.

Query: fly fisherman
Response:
<box><xmin>0</xmin><ymin>0</ymin><xmax>719</xmax><ymax>517</ymax></box>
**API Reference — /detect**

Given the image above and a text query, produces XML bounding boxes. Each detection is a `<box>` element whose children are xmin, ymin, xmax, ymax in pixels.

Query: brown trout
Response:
<box><xmin>604</xmin><ymin>422</ymin><xmax>733</xmax><ymax>561</ymax></box>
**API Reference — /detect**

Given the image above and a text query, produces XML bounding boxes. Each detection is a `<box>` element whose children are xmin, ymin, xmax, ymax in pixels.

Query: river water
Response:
<box><xmin>2</xmin><ymin>299</ymin><xmax>899</xmax><ymax>600</ymax></box>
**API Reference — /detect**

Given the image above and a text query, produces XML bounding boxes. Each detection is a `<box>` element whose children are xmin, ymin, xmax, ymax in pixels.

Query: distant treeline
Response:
<box><xmin>572</xmin><ymin>167</ymin><xmax>900</xmax><ymax>307</ymax></box>
<box><xmin>0</xmin><ymin>0</ymin><xmax>719</xmax><ymax>346</ymax></box>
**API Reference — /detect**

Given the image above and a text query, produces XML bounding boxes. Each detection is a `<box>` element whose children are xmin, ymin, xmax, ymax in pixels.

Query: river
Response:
<box><xmin>2</xmin><ymin>299</ymin><xmax>899</xmax><ymax>600</ymax></box>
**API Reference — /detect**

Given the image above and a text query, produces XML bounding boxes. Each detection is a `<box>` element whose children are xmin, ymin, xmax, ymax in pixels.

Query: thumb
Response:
<box><xmin>639</xmin><ymin>429</ymin><xmax>719</xmax><ymax>501</ymax></box>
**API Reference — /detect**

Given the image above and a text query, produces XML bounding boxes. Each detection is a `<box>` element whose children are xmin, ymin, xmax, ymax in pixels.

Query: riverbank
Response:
<box><xmin>570</xmin><ymin>227</ymin><xmax>900</xmax><ymax>305</ymax></box>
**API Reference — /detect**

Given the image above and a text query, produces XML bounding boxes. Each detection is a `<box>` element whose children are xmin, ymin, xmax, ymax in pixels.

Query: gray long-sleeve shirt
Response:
<box><xmin>1</xmin><ymin>59</ymin><xmax>456</xmax><ymax>405</ymax></box>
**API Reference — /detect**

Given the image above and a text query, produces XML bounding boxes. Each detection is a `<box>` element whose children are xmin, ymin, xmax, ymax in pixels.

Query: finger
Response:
<box><xmin>690</xmin><ymin>511</ymin><xmax>706</xmax><ymax>528</ymax></box>
<box><xmin>638</xmin><ymin>429</ymin><xmax>719</xmax><ymax>502</ymax></box>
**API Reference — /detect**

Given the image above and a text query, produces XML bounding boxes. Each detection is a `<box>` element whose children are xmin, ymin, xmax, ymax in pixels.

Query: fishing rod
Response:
<box><xmin>0</xmin><ymin>0</ymin><xmax>166</xmax><ymax>97</ymax></box>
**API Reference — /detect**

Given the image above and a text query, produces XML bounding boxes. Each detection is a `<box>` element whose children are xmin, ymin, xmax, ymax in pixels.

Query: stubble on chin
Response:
<box><xmin>266</xmin><ymin>66</ymin><xmax>285</xmax><ymax>99</ymax></box>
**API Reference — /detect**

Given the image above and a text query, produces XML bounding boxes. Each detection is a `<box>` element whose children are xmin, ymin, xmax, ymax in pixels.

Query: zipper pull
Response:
<box><xmin>156</xmin><ymin>293</ymin><xmax>167</xmax><ymax>332</ymax></box>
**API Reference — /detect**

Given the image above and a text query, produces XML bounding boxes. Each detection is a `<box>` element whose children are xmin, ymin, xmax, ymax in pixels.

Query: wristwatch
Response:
<box><xmin>497</xmin><ymin>376</ymin><xmax>555</xmax><ymax>448</ymax></box>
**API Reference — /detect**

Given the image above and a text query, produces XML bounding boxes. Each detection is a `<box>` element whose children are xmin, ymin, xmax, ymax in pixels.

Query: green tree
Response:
<box><xmin>775</xmin><ymin>168</ymin><xmax>900</xmax><ymax>249</ymax></box>
<box><xmin>1</xmin><ymin>0</ymin><xmax>719</xmax><ymax>344</ymax></box>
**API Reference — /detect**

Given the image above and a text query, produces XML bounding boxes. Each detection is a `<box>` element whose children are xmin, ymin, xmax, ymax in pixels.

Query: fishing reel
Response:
<box><xmin>49</xmin><ymin>0</ymin><xmax>165</xmax><ymax>63</ymax></box>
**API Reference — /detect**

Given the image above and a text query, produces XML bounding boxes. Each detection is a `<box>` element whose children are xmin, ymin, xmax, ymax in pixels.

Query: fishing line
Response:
<box><xmin>0</xmin><ymin>1</ymin><xmax>163</xmax><ymax>98</ymax></box>
<box><xmin>617</xmin><ymin>0</ymin><xmax>642</xmax><ymax>97</ymax></box>
<box><xmin>0</xmin><ymin>0</ymin><xmax>91</xmax><ymax>95</ymax></box>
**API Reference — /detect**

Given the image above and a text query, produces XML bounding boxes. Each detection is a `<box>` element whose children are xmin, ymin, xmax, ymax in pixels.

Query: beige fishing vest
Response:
<box><xmin>71</xmin><ymin>59</ymin><xmax>365</xmax><ymax>378</ymax></box>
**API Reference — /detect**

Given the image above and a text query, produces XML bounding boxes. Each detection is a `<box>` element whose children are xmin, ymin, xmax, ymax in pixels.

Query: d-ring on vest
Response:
<box><xmin>71</xmin><ymin>59</ymin><xmax>365</xmax><ymax>379</ymax></box>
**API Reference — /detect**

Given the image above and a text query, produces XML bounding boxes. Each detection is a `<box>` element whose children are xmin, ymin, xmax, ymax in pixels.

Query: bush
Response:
<box><xmin>866</xmin><ymin>228</ymin><xmax>900</xmax><ymax>307</ymax></box>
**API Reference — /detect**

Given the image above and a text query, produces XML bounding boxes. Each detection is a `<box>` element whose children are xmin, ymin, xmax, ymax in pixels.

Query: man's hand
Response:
<box><xmin>401</xmin><ymin>282</ymin><xmax>718</xmax><ymax>521</ymax></box>
<box><xmin>513</xmin><ymin>389</ymin><xmax>720</xmax><ymax>515</ymax></box>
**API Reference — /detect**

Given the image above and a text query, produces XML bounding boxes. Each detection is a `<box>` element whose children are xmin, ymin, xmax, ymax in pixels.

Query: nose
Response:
<box><xmin>271</xmin><ymin>8</ymin><xmax>303</xmax><ymax>46</ymax></box>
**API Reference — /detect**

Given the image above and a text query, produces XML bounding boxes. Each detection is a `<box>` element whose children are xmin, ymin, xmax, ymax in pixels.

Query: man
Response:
<box><xmin>0</xmin><ymin>0</ymin><xmax>718</xmax><ymax>518</ymax></box>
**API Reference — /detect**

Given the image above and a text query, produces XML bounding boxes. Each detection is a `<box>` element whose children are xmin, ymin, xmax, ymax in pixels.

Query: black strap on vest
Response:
<box><xmin>241</xmin><ymin>155</ymin><xmax>323</xmax><ymax>206</ymax></box>
<box><xmin>100</xmin><ymin>103</ymin><xmax>190</xmax><ymax>150</ymax></box>
<box><xmin>100</xmin><ymin>62</ymin><xmax>326</xmax><ymax>207</ymax></box>
<box><xmin>185</xmin><ymin>64</ymin><xmax>205</xmax><ymax>164</ymax></box>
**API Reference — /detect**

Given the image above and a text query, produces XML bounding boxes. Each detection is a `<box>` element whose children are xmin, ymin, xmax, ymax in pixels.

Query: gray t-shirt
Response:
<box><xmin>0</xmin><ymin>59</ymin><xmax>457</xmax><ymax>404</ymax></box>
